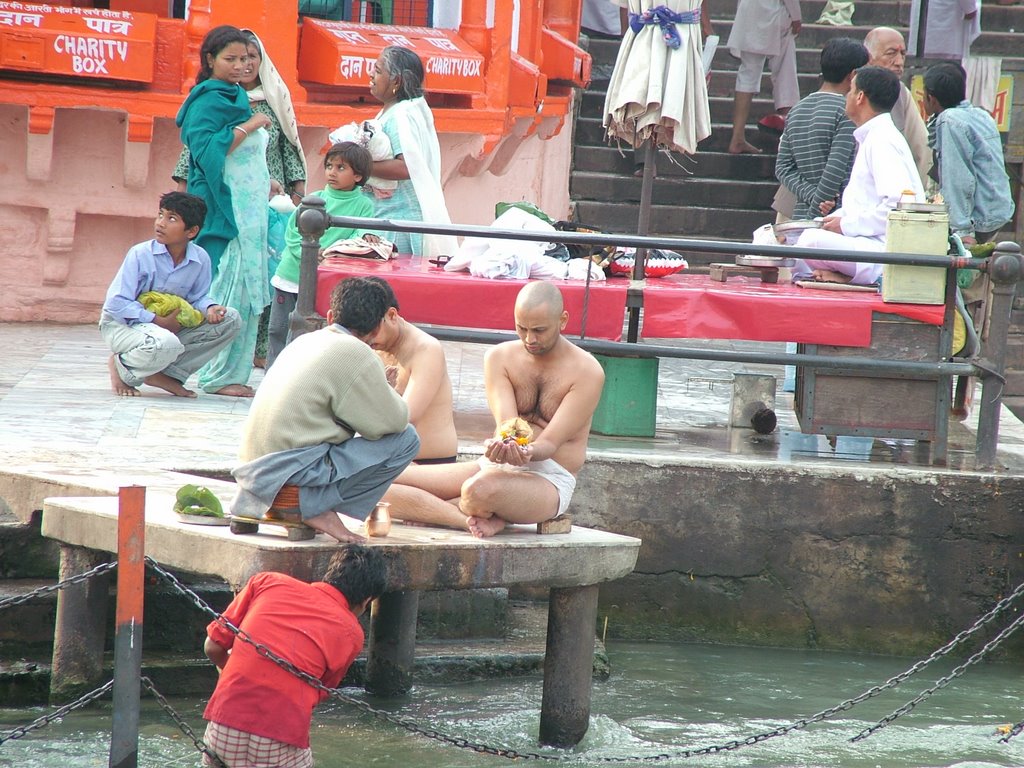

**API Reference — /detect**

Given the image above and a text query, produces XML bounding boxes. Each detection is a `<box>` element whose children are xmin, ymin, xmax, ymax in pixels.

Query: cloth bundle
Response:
<box><xmin>444</xmin><ymin>207</ymin><xmax>605</xmax><ymax>281</ymax></box>
<box><xmin>138</xmin><ymin>291</ymin><xmax>203</xmax><ymax>327</ymax></box>
<box><xmin>322</xmin><ymin>237</ymin><xmax>396</xmax><ymax>261</ymax></box>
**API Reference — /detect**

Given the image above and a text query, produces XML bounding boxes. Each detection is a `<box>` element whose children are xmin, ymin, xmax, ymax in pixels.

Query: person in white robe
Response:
<box><xmin>792</xmin><ymin>66</ymin><xmax>925</xmax><ymax>285</ymax></box>
<box><xmin>725</xmin><ymin>0</ymin><xmax>801</xmax><ymax>154</ymax></box>
<box><xmin>603</xmin><ymin>0</ymin><xmax>712</xmax><ymax>158</ymax></box>
<box><xmin>908</xmin><ymin>0</ymin><xmax>981</xmax><ymax>60</ymax></box>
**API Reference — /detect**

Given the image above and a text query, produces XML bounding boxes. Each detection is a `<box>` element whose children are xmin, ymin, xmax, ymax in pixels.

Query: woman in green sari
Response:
<box><xmin>176</xmin><ymin>25</ymin><xmax>271</xmax><ymax>397</ymax></box>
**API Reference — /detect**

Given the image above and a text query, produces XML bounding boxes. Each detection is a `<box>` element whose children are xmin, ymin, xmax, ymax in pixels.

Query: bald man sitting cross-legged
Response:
<box><xmin>383</xmin><ymin>281</ymin><xmax>605</xmax><ymax>538</ymax></box>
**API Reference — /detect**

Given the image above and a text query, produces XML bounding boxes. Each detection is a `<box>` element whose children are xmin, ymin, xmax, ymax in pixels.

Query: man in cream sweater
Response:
<box><xmin>232</xmin><ymin>278</ymin><xmax>420</xmax><ymax>542</ymax></box>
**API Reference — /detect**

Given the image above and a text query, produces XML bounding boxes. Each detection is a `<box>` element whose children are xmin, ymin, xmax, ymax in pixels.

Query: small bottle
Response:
<box><xmin>899</xmin><ymin>189</ymin><xmax>917</xmax><ymax>208</ymax></box>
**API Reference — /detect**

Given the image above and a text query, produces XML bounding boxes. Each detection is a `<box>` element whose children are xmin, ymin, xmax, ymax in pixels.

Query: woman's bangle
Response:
<box><xmin>233</xmin><ymin>125</ymin><xmax>248</xmax><ymax>137</ymax></box>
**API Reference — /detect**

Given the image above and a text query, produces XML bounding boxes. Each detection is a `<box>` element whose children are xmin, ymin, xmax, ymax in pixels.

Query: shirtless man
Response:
<box><xmin>384</xmin><ymin>281</ymin><xmax>605</xmax><ymax>538</ymax></box>
<box><xmin>362</xmin><ymin>277</ymin><xmax>458</xmax><ymax>463</ymax></box>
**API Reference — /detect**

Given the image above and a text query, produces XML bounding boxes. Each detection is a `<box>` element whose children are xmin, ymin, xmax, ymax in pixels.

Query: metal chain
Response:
<box><xmin>853</xmin><ymin>608</ymin><xmax>1024</xmax><ymax>742</ymax></box>
<box><xmin>145</xmin><ymin>556</ymin><xmax>1024</xmax><ymax>763</ymax></box>
<box><xmin>0</xmin><ymin>560</ymin><xmax>117</xmax><ymax>611</ymax></box>
<box><xmin>0</xmin><ymin>679</ymin><xmax>113</xmax><ymax>745</ymax></box>
<box><xmin>140</xmin><ymin>676</ymin><xmax>227</xmax><ymax>768</ymax></box>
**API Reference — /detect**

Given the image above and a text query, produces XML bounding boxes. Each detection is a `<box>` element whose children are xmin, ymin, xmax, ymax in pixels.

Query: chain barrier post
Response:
<box><xmin>109</xmin><ymin>486</ymin><xmax>145</xmax><ymax>768</ymax></box>
<box><xmin>976</xmin><ymin>241</ymin><xmax>1022</xmax><ymax>469</ymax></box>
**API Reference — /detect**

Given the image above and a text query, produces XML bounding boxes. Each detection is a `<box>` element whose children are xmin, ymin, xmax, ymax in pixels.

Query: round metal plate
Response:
<box><xmin>176</xmin><ymin>512</ymin><xmax>230</xmax><ymax>526</ymax></box>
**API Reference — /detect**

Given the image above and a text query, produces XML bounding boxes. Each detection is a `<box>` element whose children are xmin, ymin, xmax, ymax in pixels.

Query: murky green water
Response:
<box><xmin>3</xmin><ymin>642</ymin><xmax>1024</xmax><ymax>767</ymax></box>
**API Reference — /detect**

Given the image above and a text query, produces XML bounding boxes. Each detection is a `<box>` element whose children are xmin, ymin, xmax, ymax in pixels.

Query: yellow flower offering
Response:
<box><xmin>497</xmin><ymin>417</ymin><xmax>533</xmax><ymax>446</ymax></box>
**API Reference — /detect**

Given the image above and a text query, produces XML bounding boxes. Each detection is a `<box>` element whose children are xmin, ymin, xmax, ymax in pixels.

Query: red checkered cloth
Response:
<box><xmin>203</xmin><ymin>722</ymin><xmax>314</xmax><ymax>768</ymax></box>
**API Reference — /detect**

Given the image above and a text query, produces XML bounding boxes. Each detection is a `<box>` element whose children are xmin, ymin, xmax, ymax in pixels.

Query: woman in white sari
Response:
<box><xmin>367</xmin><ymin>46</ymin><xmax>457</xmax><ymax>259</ymax></box>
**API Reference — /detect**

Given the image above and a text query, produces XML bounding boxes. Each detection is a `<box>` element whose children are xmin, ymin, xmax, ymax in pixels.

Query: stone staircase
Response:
<box><xmin>572</xmin><ymin>0</ymin><xmax>1024</xmax><ymax>397</ymax></box>
<box><xmin>572</xmin><ymin>0</ymin><xmax>1023</xmax><ymax>269</ymax></box>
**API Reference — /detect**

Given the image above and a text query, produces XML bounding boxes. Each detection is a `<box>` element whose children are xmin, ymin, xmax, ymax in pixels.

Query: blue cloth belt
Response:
<box><xmin>628</xmin><ymin>6</ymin><xmax>701</xmax><ymax>50</ymax></box>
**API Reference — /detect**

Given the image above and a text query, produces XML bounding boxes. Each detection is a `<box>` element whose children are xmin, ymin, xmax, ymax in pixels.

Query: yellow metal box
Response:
<box><xmin>882</xmin><ymin>210</ymin><xmax>949</xmax><ymax>305</ymax></box>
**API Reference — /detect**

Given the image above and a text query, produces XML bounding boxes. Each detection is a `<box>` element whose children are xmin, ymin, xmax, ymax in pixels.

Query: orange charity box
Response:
<box><xmin>0</xmin><ymin>1</ymin><xmax>157</xmax><ymax>83</ymax></box>
<box><xmin>298</xmin><ymin>20</ymin><xmax>485</xmax><ymax>94</ymax></box>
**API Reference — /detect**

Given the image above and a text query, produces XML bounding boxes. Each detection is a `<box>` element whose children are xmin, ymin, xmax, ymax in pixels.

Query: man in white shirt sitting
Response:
<box><xmin>792</xmin><ymin>65</ymin><xmax>924</xmax><ymax>285</ymax></box>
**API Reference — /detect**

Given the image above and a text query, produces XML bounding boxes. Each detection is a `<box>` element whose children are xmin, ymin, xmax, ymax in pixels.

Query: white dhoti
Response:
<box><xmin>792</xmin><ymin>228</ymin><xmax>885</xmax><ymax>285</ymax></box>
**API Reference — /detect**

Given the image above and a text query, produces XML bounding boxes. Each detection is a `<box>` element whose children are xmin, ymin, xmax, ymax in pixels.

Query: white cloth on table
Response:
<box><xmin>445</xmin><ymin>207</ymin><xmax>568</xmax><ymax>280</ymax></box>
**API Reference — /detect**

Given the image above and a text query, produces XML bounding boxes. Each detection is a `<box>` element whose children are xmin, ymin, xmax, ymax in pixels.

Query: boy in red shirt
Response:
<box><xmin>202</xmin><ymin>545</ymin><xmax>386</xmax><ymax>767</ymax></box>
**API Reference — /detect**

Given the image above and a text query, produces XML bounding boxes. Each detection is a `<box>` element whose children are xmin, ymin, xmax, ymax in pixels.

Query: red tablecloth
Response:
<box><xmin>316</xmin><ymin>257</ymin><xmax>629</xmax><ymax>341</ymax></box>
<box><xmin>640</xmin><ymin>275</ymin><xmax>947</xmax><ymax>346</ymax></box>
<box><xmin>316</xmin><ymin>262</ymin><xmax>948</xmax><ymax>348</ymax></box>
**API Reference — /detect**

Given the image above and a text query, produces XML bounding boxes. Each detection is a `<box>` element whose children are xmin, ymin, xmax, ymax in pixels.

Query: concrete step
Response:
<box><xmin>0</xmin><ymin>575</ymin><xmax>513</xmax><ymax>662</ymax></box>
<box><xmin>0</xmin><ymin>601</ymin><xmax>611</xmax><ymax>705</ymax></box>
<box><xmin>573</xmin><ymin>119</ymin><xmax>782</xmax><ymax>167</ymax></box>
<box><xmin>571</xmin><ymin>170</ymin><xmax>777</xmax><ymax>208</ymax></box>
<box><xmin>1004</xmin><ymin>338</ymin><xmax>1024</xmax><ymax>371</ymax></box>
<box><xmin>1004</xmin><ymin>370</ymin><xmax>1024</xmax><ymax>398</ymax></box>
<box><xmin>706</xmin><ymin>0</ymin><xmax>1024</xmax><ymax>27</ymax></box>
<box><xmin>0</xmin><ymin>519</ymin><xmax>59</xmax><ymax>579</ymax></box>
<box><xmin>580</xmin><ymin>89</ymin><xmax>781</xmax><ymax>124</ymax></box>
<box><xmin>574</xmin><ymin>199</ymin><xmax>768</xmax><ymax>240</ymax></box>
<box><xmin>0</xmin><ymin>577</ymin><xmax>235</xmax><ymax>661</ymax></box>
<box><xmin>708</xmin><ymin>20</ymin><xmax>1024</xmax><ymax>58</ymax></box>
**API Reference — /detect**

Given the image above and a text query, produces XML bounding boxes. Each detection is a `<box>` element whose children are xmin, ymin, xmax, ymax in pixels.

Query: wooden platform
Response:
<box><xmin>39</xmin><ymin>484</ymin><xmax>640</xmax><ymax>747</ymax></box>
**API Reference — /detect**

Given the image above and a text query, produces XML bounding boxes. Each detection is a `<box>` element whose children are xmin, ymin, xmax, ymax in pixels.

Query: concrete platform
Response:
<box><xmin>5</xmin><ymin>322</ymin><xmax>1024</xmax><ymax>660</ymax></box>
<box><xmin>5</xmin><ymin>321</ymin><xmax>1024</xmax><ymax>489</ymax></box>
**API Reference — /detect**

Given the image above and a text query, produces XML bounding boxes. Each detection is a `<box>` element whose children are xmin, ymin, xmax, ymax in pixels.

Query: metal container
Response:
<box><xmin>366</xmin><ymin>502</ymin><xmax>392</xmax><ymax>537</ymax></box>
<box><xmin>771</xmin><ymin>219</ymin><xmax>821</xmax><ymax>246</ymax></box>
<box><xmin>883</xmin><ymin>209</ymin><xmax>950</xmax><ymax>305</ymax></box>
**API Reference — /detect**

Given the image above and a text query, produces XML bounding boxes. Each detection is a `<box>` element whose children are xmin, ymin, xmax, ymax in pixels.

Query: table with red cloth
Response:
<box><xmin>316</xmin><ymin>257</ymin><xmax>628</xmax><ymax>340</ymax></box>
<box><xmin>316</xmin><ymin>259</ymin><xmax>946</xmax><ymax>347</ymax></box>
<box><xmin>639</xmin><ymin>274</ymin><xmax>946</xmax><ymax>345</ymax></box>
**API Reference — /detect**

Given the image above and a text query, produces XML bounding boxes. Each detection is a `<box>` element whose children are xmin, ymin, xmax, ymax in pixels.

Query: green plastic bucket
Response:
<box><xmin>591</xmin><ymin>355</ymin><xmax>658</xmax><ymax>437</ymax></box>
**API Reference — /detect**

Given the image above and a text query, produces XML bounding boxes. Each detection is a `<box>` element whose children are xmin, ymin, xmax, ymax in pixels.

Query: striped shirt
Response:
<box><xmin>775</xmin><ymin>91</ymin><xmax>857</xmax><ymax>220</ymax></box>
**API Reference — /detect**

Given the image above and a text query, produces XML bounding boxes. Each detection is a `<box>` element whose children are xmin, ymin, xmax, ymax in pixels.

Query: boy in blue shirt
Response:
<box><xmin>100</xmin><ymin>192</ymin><xmax>240</xmax><ymax>398</ymax></box>
<box><xmin>922</xmin><ymin>63</ymin><xmax>1014</xmax><ymax>245</ymax></box>
<box><xmin>267</xmin><ymin>141</ymin><xmax>378</xmax><ymax>368</ymax></box>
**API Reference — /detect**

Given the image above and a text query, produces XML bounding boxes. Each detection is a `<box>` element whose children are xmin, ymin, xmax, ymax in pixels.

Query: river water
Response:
<box><xmin>2</xmin><ymin>641</ymin><xmax>1023</xmax><ymax>767</ymax></box>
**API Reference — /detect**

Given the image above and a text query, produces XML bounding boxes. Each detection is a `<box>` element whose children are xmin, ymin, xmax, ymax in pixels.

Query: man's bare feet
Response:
<box><xmin>143</xmin><ymin>372</ymin><xmax>197</xmax><ymax>398</ymax></box>
<box><xmin>728</xmin><ymin>140</ymin><xmax>762</xmax><ymax>154</ymax></box>
<box><xmin>467</xmin><ymin>515</ymin><xmax>507</xmax><ymax>539</ymax></box>
<box><xmin>210</xmin><ymin>384</ymin><xmax>255</xmax><ymax>398</ymax></box>
<box><xmin>305</xmin><ymin>511</ymin><xmax>366</xmax><ymax>543</ymax></box>
<box><xmin>811</xmin><ymin>268</ymin><xmax>853</xmax><ymax>284</ymax></box>
<box><xmin>108</xmin><ymin>355</ymin><xmax>139</xmax><ymax>397</ymax></box>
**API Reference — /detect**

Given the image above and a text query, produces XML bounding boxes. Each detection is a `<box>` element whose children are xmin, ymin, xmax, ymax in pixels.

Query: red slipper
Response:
<box><xmin>757</xmin><ymin>113</ymin><xmax>786</xmax><ymax>135</ymax></box>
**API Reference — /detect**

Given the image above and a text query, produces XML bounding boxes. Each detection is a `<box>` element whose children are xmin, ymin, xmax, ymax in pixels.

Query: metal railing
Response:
<box><xmin>291</xmin><ymin>199</ymin><xmax>1023</xmax><ymax>467</ymax></box>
